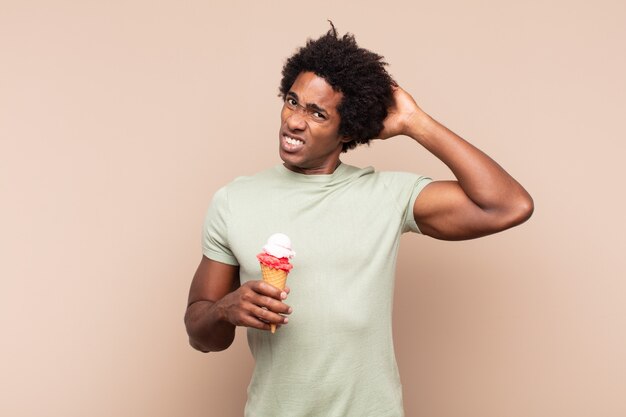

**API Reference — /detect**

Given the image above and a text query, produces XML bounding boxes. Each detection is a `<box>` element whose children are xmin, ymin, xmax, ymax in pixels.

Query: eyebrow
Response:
<box><xmin>286</xmin><ymin>92</ymin><xmax>329</xmax><ymax>116</ymax></box>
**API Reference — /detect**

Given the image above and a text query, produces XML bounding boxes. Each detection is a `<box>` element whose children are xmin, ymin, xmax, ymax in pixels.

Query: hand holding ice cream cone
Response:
<box><xmin>257</xmin><ymin>233</ymin><xmax>295</xmax><ymax>333</ymax></box>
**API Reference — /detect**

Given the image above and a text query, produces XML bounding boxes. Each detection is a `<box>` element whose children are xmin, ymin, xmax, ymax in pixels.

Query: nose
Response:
<box><xmin>286</xmin><ymin>107</ymin><xmax>307</xmax><ymax>131</ymax></box>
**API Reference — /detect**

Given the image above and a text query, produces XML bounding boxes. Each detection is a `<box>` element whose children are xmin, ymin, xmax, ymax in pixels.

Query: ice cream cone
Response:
<box><xmin>260</xmin><ymin>264</ymin><xmax>288</xmax><ymax>333</ymax></box>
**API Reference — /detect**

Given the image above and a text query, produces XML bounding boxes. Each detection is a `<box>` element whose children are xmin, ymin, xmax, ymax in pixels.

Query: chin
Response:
<box><xmin>279</xmin><ymin>148</ymin><xmax>301</xmax><ymax>166</ymax></box>
<box><xmin>279</xmin><ymin>154</ymin><xmax>309</xmax><ymax>173</ymax></box>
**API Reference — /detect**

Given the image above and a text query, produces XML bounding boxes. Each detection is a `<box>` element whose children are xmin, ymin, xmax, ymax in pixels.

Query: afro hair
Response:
<box><xmin>279</xmin><ymin>22</ymin><xmax>396</xmax><ymax>152</ymax></box>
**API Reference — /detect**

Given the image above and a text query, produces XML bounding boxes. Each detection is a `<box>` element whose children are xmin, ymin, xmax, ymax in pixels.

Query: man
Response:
<box><xmin>185</xmin><ymin>24</ymin><xmax>533</xmax><ymax>417</ymax></box>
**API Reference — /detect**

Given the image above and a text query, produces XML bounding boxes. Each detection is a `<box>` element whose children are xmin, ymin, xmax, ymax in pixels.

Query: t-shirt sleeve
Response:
<box><xmin>201</xmin><ymin>186</ymin><xmax>239</xmax><ymax>266</ymax></box>
<box><xmin>402</xmin><ymin>175</ymin><xmax>433</xmax><ymax>234</ymax></box>
<box><xmin>380</xmin><ymin>171</ymin><xmax>433</xmax><ymax>234</ymax></box>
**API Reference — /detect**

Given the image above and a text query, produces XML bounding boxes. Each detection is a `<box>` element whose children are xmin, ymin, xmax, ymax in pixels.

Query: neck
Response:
<box><xmin>283</xmin><ymin>160</ymin><xmax>342</xmax><ymax>175</ymax></box>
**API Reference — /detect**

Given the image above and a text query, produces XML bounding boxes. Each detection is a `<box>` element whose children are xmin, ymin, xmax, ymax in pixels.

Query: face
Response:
<box><xmin>279</xmin><ymin>71</ymin><xmax>349</xmax><ymax>174</ymax></box>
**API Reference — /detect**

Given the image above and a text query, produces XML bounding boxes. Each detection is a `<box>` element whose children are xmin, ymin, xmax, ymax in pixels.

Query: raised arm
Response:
<box><xmin>184</xmin><ymin>256</ymin><xmax>292</xmax><ymax>352</ymax></box>
<box><xmin>378</xmin><ymin>87</ymin><xmax>534</xmax><ymax>240</ymax></box>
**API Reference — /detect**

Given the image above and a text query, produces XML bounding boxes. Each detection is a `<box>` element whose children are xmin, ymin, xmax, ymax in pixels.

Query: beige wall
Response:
<box><xmin>1</xmin><ymin>1</ymin><xmax>625</xmax><ymax>416</ymax></box>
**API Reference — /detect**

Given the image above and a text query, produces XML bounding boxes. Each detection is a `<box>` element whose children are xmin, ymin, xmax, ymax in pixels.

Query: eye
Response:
<box><xmin>313</xmin><ymin>111</ymin><xmax>326</xmax><ymax>120</ymax></box>
<box><xmin>286</xmin><ymin>97</ymin><xmax>297</xmax><ymax>107</ymax></box>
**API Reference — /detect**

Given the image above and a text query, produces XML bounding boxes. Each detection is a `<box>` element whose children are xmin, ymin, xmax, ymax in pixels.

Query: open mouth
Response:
<box><xmin>281</xmin><ymin>134</ymin><xmax>305</xmax><ymax>151</ymax></box>
<box><xmin>284</xmin><ymin>134</ymin><xmax>304</xmax><ymax>145</ymax></box>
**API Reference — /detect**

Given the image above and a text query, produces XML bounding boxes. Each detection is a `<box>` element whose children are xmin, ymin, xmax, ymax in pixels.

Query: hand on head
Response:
<box><xmin>376</xmin><ymin>86</ymin><xmax>424</xmax><ymax>140</ymax></box>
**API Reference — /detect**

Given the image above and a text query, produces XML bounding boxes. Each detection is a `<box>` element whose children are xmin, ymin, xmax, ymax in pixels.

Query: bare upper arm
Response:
<box><xmin>413</xmin><ymin>180</ymin><xmax>510</xmax><ymax>241</ymax></box>
<box><xmin>187</xmin><ymin>256</ymin><xmax>240</xmax><ymax>307</ymax></box>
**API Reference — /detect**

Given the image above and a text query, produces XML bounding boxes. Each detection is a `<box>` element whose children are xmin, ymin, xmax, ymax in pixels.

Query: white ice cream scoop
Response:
<box><xmin>262</xmin><ymin>233</ymin><xmax>296</xmax><ymax>259</ymax></box>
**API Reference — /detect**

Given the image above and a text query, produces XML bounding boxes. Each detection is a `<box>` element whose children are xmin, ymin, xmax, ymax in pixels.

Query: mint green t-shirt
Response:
<box><xmin>202</xmin><ymin>163</ymin><xmax>432</xmax><ymax>417</ymax></box>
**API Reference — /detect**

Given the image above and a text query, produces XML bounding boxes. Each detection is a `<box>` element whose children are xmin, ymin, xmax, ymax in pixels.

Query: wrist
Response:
<box><xmin>212</xmin><ymin>299</ymin><xmax>229</xmax><ymax>323</ymax></box>
<box><xmin>405</xmin><ymin>110</ymin><xmax>435</xmax><ymax>142</ymax></box>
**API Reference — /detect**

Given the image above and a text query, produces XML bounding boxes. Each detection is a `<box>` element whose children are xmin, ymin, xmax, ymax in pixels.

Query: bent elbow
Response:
<box><xmin>505</xmin><ymin>194</ymin><xmax>534</xmax><ymax>229</ymax></box>
<box><xmin>188</xmin><ymin>337</ymin><xmax>211</xmax><ymax>353</ymax></box>
<box><xmin>187</xmin><ymin>334</ymin><xmax>234</xmax><ymax>353</ymax></box>
<box><xmin>518</xmin><ymin>194</ymin><xmax>534</xmax><ymax>222</ymax></box>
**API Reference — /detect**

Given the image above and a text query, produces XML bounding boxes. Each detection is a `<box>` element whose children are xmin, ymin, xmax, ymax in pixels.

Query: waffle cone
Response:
<box><xmin>259</xmin><ymin>264</ymin><xmax>289</xmax><ymax>333</ymax></box>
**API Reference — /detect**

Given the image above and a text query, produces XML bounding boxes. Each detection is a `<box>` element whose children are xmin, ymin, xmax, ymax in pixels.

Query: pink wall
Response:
<box><xmin>1</xmin><ymin>1</ymin><xmax>625</xmax><ymax>416</ymax></box>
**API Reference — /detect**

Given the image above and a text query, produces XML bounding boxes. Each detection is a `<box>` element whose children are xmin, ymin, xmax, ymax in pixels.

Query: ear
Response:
<box><xmin>339</xmin><ymin>135</ymin><xmax>352</xmax><ymax>144</ymax></box>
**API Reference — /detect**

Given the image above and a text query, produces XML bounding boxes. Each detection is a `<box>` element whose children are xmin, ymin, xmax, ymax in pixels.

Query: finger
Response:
<box><xmin>253</xmin><ymin>295</ymin><xmax>292</xmax><ymax>315</ymax></box>
<box><xmin>241</xmin><ymin>314</ymin><xmax>272</xmax><ymax>331</ymax></box>
<box><xmin>250</xmin><ymin>280</ymin><xmax>287</xmax><ymax>300</ymax></box>
<box><xmin>240</xmin><ymin>286</ymin><xmax>292</xmax><ymax>315</ymax></box>
<box><xmin>251</xmin><ymin>305</ymin><xmax>289</xmax><ymax>325</ymax></box>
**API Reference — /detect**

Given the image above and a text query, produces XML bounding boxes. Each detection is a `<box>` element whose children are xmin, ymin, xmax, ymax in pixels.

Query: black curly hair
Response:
<box><xmin>279</xmin><ymin>22</ymin><xmax>396</xmax><ymax>153</ymax></box>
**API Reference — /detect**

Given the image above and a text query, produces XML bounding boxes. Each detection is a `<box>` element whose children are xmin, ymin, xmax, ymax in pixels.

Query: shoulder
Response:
<box><xmin>376</xmin><ymin>170</ymin><xmax>420</xmax><ymax>182</ymax></box>
<box><xmin>217</xmin><ymin>165</ymin><xmax>281</xmax><ymax>193</ymax></box>
<box><xmin>335</xmin><ymin>165</ymin><xmax>431</xmax><ymax>194</ymax></box>
<box><xmin>373</xmin><ymin>170</ymin><xmax>434</xmax><ymax>213</ymax></box>
<box><xmin>373</xmin><ymin>170</ymin><xmax>432</xmax><ymax>190</ymax></box>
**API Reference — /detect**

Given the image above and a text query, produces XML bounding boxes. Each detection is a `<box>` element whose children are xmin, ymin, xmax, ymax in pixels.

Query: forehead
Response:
<box><xmin>288</xmin><ymin>72</ymin><xmax>343</xmax><ymax>114</ymax></box>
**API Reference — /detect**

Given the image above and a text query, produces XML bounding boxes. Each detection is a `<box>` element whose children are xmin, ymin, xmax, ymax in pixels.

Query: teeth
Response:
<box><xmin>284</xmin><ymin>135</ymin><xmax>304</xmax><ymax>146</ymax></box>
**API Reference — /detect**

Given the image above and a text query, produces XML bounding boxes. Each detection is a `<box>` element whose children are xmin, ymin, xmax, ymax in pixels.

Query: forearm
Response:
<box><xmin>407</xmin><ymin>111</ymin><xmax>533</xmax><ymax>214</ymax></box>
<box><xmin>184</xmin><ymin>300</ymin><xmax>236</xmax><ymax>352</ymax></box>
